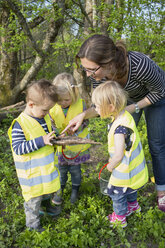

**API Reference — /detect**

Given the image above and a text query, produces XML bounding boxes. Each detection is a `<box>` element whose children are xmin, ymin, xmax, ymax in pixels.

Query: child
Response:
<box><xmin>92</xmin><ymin>81</ymin><xmax>148</xmax><ymax>228</ymax></box>
<box><xmin>8</xmin><ymin>79</ymin><xmax>61</xmax><ymax>232</ymax></box>
<box><xmin>49</xmin><ymin>72</ymin><xmax>90</xmax><ymax>204</ymax></box>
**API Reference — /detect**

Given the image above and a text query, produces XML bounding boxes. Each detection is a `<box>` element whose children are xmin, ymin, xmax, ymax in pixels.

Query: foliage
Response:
<box><xmin>95</xmin><ymin>0</ymin><xmax>165</xmax><ymax>68</ymax></box>
<box><xmin>1</xmin><ymin>0</ymin><xmax>164</xmax><ymax>86</ymax></box>
<box><xmin>0</xmin><ymin>114</ymin><xmax>164</xmax><ymax>248</ymax></box>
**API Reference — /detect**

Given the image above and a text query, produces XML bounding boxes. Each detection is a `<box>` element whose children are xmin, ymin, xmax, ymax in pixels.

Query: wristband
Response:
<box><xmin>134</xmin><ymin>103</ymin><xmax>140</xmax><ymax>113</ymax></box>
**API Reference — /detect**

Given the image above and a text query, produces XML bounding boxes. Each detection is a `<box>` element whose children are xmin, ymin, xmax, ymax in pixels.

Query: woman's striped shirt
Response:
<box><xmin>90</xmin><ymin>51</ymin><xmax>165</xmax><ymax>104</ymax></box>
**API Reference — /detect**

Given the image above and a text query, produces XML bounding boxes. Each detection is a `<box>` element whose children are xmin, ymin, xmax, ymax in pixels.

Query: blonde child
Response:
<box><xmin>92</xmin><ymin>81</ymin><xmax>148</xmax><ymax>228</ymax></box>
<box><xmin>49</xmin><ymin>73</ymin><xmax>90</xmax><ymax>204</ymax></box>
<box><xmin>8</xmin><ymin>79</ymin><xmax>61</xmax><ymax>232</ymax></box>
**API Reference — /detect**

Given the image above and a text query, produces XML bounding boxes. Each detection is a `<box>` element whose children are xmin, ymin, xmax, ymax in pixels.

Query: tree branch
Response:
<box><xmin>64</xmin><ymin>10</ymin><xmax>84</xmax><ymax>27</ymax></box>
<box><xmin>5</xmin><ymin>0</ymin><xmax>45</xmax><ymax>58</ymax></box>
<box><xmin>28</xmin><ymin>15</ymin><xmax>45</xmax><ymax>29</ymax></box>
<box><xmin>9</xmin><ymin>0</ymin><xmax>66</xmax><ymax>103</ymax></box>
<box><xmin>72</xmin><ymin>0</ymin><xmax>93</xmax><ymax>28</ymax></box>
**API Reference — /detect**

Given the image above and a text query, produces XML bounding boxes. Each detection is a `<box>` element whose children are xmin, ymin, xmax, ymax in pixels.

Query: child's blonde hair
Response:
<box><xmin>26</xmin><ymin>79</ymin><xmax>58</xmax><ymax>104</ymax></box>
<box><xmin>52</xmin><ymin>73</ymin><xmax>79</xmax><ymax>104</ymax></box>
<box><xmin>92</xmin><ymin>81</ymin><xmax>127</xmax><ymax>119</ymax></box>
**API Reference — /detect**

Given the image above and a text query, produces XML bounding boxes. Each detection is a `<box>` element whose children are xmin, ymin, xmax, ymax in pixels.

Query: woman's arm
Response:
<box><xmin>126</xmin><ymin>97</ymin><xmax>151</xmax><ymax>114</ymax></box>
<box><xmin>61</xmin><ymin>107</ymin><xmax>98</xmax><ymax>134</ymax></box>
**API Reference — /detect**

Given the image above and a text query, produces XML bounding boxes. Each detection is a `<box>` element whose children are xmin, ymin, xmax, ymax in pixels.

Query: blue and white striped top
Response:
<box><xmin>90</xmin><ymin>51</ymin><xmax>165</xmax><ymax>104</ymax></box>
<box><xmin>11</xmin><ymin>117</ymin><xmax>48</xmax><ymax>155</ymax></box>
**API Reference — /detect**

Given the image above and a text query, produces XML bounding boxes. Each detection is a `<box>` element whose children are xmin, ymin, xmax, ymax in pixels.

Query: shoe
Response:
<box><xmin>126</xmin><ymin>201</ymin><xmax>141</xmax><ymax>216</ymax></box>
<box><xmin>40</xmin><ymin>199</ymin><xmax>61</xmax><ymax>216</ymax></box>
<box><xmin>70</xmin><ymin>189</ymin><xmax>78</xmax><ymax>204</ymax></box>
<box><xmin>28</xmin><ymin>226</ymin><xmax>45</xmax><ymax>233</ymax></box>
<box><xmin>52</xmin><ymin>193</ymin><xmax>62</xmax><ymax>205</ymax></box>
<box><xmin>107</xmin><ymin>212</ymin><xmax>127</xmax><ymax>228</ymax></box>
<box><xmin>158</xmin><ymin>195</ymin><xmax>165</xmax><ymax>212</ymax></box>
<box><xmin>39</xmin><ymin>205</ymin><xmax>61</xmax><ymax>216</ymax></box>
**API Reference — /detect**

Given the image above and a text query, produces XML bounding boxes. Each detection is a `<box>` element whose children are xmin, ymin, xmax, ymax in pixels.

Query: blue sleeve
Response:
<box><xmin>114</xmin><ymin>126</ymin><xmax>127</xmax><ymax>135</ymax></box>
<box><xmin>12</xmin><ymin>121</ymin><xmax>45</xmax><ymax>155</ymax></box>
<box><xmin>115</xmin><ymin>126</ymin><xmax>133</xmax><ymax>151</ymax></box>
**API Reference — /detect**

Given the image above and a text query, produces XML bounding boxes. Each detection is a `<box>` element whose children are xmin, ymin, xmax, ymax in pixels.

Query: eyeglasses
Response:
<box><xmin>91</xmin><ymin>103</ymin><xmax>96</xmax><ymax>108</ymax></box>
<box><xmin>80</xmin><ymin>65</ymin><xmax>101</xmax><ymax>76</ymax></box>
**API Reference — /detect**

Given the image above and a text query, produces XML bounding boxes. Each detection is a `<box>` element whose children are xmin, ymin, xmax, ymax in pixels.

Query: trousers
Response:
<box><xmin>131</xmin><ymin>97</ymin><xmax>165</xmax><ymax>191</ymax></box>
<box><xmin>109</xmin><ymin>191</ymin><xmax>138</xmax><ymax>215</ymax></box>
<box><xmin>59</xmin><ymin>164</ymin><xmax>81</xmax><ymax>187</ymax></box>
<box><xmin>24</xmin><ymin>194</ymin><xmax>50</xmax><ymax>229</ymax></box>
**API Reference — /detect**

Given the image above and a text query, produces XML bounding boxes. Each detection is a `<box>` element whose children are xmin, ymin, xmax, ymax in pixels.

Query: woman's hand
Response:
<box><xmin>61</xmin><ymin>112</ymin><xmax>86</xmax><ymax>134</ymax></box>
<box><xmin>61</xmin><ymin>107</ymin><xmax>98</xmax><ymax>135</ymax></box>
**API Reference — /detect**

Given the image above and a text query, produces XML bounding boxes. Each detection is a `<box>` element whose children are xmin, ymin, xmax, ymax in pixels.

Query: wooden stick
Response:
<box><xmin>0</xmin><ymin>101</ymin><xmax>25</xmax><ymax>111</ymax></box>
<box><xmin>51</xmin><ymin>136</ymin><xmax>101</xmax><ymax>145</ymax></box>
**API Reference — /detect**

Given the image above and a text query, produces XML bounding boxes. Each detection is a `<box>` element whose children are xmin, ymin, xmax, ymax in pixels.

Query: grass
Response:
<box><xmin>0</xmin><ymin>115</ymin><xmax>164</xmax><ymax>248</ymax></box>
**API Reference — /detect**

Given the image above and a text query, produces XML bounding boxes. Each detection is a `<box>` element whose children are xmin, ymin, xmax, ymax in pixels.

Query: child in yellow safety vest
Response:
<box><xmin>92</xmin><ymin>81</ymin><xmax>148</xmax><ymax>228</ymax></box>
<box><xmin>49</xmin><ymin>72</ymin><xmax>90</xmax><ymax>204</ymax></box>
<box><xmin>8</xmin><ymin>79</ymin><xmax>61</xmax><ymax>233</ymax></box>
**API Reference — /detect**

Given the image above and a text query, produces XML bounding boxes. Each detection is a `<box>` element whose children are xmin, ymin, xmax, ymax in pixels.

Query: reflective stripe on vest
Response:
<box><xmin>15</xmin><ymin>152</ymin><xmax>55</xmax><ymax>170</ymax></box>
<box><xmin>8</xmin><ymin>112</ymin><xmax>60</xmax><ymax>201</ymax></box>
<box><xmin>18</xmin><ymin>170</ymin><xmax>59</xmax><ymax>186</ymax></box>
<box><xmin>112</xmin><ymin>158</ymin><xmax>146</xmax><ymax>180</ymax></box>
<box><xmin>108</xmin><ymin>111</ymin><xmax>148</xmax><ymax>189</ymax></box>
<box><xmin>50</xmin><ymin>98</ymin><xmax>90</xmax><ymax>153</ymax></box>
<box><xmin>109</xmin><ymin>141</ymin><xmax>143</xmax><ymax>166</ymax></box>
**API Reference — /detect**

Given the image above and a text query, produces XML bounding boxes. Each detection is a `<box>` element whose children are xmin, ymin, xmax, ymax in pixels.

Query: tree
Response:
<box><xmin>0</xmin><ymin>0</ymin><xmax>65</xmax><ymax>106</ymax></box>
<box><xmin>0</xmin><ymin>2</ymin><xmax>18</xmax><ymax>106</ymax></box>
<box><xmin>0</xmin><ymin>0</ymin><xmax>164</xmax><ymax>107</ymax></box>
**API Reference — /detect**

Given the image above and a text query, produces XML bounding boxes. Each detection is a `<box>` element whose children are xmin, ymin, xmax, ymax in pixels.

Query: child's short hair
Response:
<box><xmin>26</xmin><ymin>79</ymin><xmax>58</xmax><ymax>104</ymax></box>
<box><xmin>52</xmin><ymin>73</ymin><xmax>79</xmax><ymax>104</ymax></box>
<box><xmin>92</xmin><ymin>81</ymin><xmax>127</xmax><ymax>118</ymax></box>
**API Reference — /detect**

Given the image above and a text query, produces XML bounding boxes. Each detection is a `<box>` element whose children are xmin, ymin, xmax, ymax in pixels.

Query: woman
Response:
<box><xmin>62</xmin><ymin>34</ymin><xmax>165</xmax><ymax>212</ymax></box>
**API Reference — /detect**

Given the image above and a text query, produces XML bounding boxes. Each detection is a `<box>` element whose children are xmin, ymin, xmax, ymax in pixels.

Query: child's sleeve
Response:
<box><xmin>12</xmin><ymin>121</ymin><xmax>45</xmax><ymax>155</ymax></box>
<box><xmin>115</xmin><ymin>126</ymin><xmax>133</xmax><ymax>151</ymax></box>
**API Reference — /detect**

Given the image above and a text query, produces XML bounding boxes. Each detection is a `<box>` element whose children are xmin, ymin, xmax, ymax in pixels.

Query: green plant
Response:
<box><xmin>0</xmin><ymin>114</ymin><xmax>164</xmax><ymax>248</ymax></box>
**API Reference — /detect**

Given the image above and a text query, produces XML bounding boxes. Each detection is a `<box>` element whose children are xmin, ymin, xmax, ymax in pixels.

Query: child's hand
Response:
<box><xmin>107</xmin><ymin>163</ymin><xmax>114</xmax><ymax>172</ymax></box>
<box><xmin>43</xmin><ymin>131</ymin><xmax>55</xmax><ymax>146</ymax></box>
<box><xmin>107</xmin><ymin>158</ymin><xmax>115</xmax><ymax>172</ymax></box>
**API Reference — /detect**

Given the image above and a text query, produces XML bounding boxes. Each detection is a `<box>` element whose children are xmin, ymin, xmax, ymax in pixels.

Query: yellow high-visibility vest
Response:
<box><xmin>50</xmin><ymin>98</ymin><xmax>90</xmax><ymax>153</ymax></box>
<box><xmin>108</xmin><ymin>111</ymin><xmax>148</xmax><ymax>189</ymax></box>
<box><xmin>8</xmin><ymin>112</ymin><xmax>60</xmax><ymax>202</ymax></box>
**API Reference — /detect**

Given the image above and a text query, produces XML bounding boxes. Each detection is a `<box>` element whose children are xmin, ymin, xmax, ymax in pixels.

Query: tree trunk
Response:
<box><xmin>74</xmin><ymin>0</ymin><xmax>97</xmax><ymax>107</ymax></box>
<box><xmin>116</xmin><ymin>0</ymin><xmax>124</xmax><ymax>36</ymax></box>
<box><xmin>0</xmin><ymin>4</ymin><xmax>18</xmax><ymax>106</ymax></box>
<box><xmin>100</xmin><ymin>0</ymin><xmax>114</xmax><ymax>36</ymax></box>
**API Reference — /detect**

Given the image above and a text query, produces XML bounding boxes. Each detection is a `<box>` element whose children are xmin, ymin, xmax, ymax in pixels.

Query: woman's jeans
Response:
<box><xmin>131</xmin><ymin>97</ymin><xmax>165</xmax><ymax>191</ymax></box>
<box><xmin>109</xmin><ymin>191</ymin><xmax>137</xmax><ymax>215</ymax></box>
<box><xmin>59</xmin><ymin>164</ymin><xmax>81</xmax><ymax>188</ymax></box>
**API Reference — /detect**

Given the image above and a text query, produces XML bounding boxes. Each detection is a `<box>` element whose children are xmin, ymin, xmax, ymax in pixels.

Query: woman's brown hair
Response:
<box><xmin>76</xmin><ymin>34</ymin><xmax>128</xmax><ymax>79</ymax></box>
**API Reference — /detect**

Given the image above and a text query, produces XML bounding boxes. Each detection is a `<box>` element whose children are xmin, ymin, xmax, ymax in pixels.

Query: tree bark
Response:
<box><xmin>0</xmin><ymin>4</ymin><xmax>18</xmax><ymax>106</ymax></box>
<box><xmin>73</xmin><ymin>0</ymin><xmax>96</xmax><ymax>107</ymax></box>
